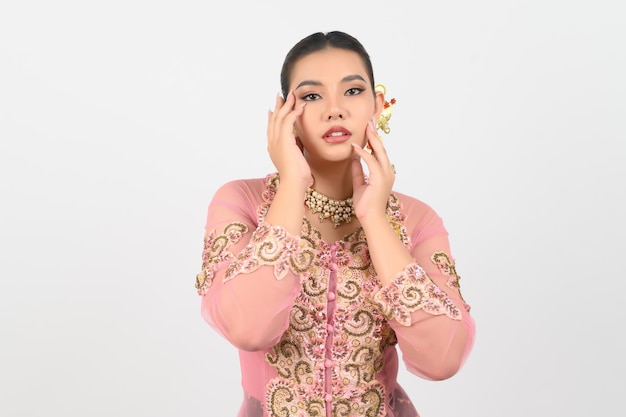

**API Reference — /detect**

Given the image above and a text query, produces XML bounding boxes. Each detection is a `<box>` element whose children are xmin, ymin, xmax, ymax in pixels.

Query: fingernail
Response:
<box><xmin>368</xmin><ymin>119</ymin><xmax>375</xmax><ymax>132</ymax></box>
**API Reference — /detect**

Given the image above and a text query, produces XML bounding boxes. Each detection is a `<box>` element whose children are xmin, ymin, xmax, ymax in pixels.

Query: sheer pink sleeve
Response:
<box><xmin>372</xmin><ymin>208</ymin><xmax>475</xmax><ymax>381</ymax></box>
<box><xmin>195</xmin><ymin>180</ymin><xmax>314</xmax><ymax>351</ymax></box>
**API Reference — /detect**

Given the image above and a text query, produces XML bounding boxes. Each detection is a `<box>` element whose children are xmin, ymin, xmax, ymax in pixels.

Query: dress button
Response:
<box><xmin>327</xmin><ymin>292</ymin><xmax>336</xmax><ymax>301</ymax></box>
<box><xmin>325</xmin><ymin>359</ymin><xmax>333</xmax><ymax>368</ymax></box>
<box><xmin>325</xmin><ymin>394</ymin><xmax>333</xmax><ymax>402</ymax></box>
<box><xmin>327</xmin><ymin>324</ymin><xmax>334</xmax><ymax>333</ymax></box>
<box><xmin>330</xmin><ymin>262</ymin><xmax>338</xmax><ymax>271</ymax></box>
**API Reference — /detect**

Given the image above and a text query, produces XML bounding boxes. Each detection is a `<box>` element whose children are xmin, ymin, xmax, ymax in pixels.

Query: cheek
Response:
<box><xmin>356</xmin><ymin>101</ymin><xmax>376</xmax><ymax>119</ymax></box>
<box><xmin>297</xmin><ymin>109</ymin><xmax>317</xmax><ymax>132</ymax></box>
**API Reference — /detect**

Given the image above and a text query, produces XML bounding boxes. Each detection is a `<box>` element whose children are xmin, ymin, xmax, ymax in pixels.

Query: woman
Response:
<box><xmin>196</xmin><ymin>31</ymin><xmax>475</xmax><ymax>417</ymax></box>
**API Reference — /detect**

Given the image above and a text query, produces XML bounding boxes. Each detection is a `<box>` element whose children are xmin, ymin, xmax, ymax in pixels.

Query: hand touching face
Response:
<box><xmin>289</xmin><ymin>48</ymin><xmax>384</xmax><ymax>164</ymax></box>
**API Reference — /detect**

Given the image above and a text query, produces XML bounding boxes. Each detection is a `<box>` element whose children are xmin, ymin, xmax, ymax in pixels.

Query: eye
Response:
<box><xmin>346</xmin><ymin>87</ymin><xmax>365</xmax><ymax>96</ymax></box>
<box><xmin>301</xmin><ymin>93</ymin><xmax>321</xmax><ymax>101</ymax></box>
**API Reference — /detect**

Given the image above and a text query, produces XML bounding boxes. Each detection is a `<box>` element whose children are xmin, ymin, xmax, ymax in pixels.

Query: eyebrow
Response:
<box><xmin>294</xmin><ymin>74</ymin><xmax>367</xmax><ymax>90</ymax></box>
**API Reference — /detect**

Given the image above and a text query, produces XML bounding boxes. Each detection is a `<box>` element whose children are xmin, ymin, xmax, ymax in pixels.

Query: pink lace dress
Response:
<box><xmin>196</xmin><ymin>174</ymin><xmax>475</xmax><ymax>417</ymax></box>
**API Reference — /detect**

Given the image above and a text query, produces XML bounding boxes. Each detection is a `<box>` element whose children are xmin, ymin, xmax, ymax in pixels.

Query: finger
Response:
<box><xmin>351</xmin><ymin>154</ymin><xmax>366</xmax><ymax>187</ymax></box>
<box><xmin>274</xmin><ymin>91</ymin><xmax>295</xmax><ymax>124</ymax></box>
<box><xmin>270</xmin><ymin>93</ymin><xmax>285</xmax><ymax>124</ymax></box>
<box><xmin>277</xmin><ymin>102</ymin><xmax>306</xmax><ymax>143</ymax></box>
<box><xmin>267</xmin><ymin>94</ymin><xmax>284</xmax><ymax>142</ymax></box>
<box><xmin>351</xmin><ymin>143</ymin><xmax>380</xmax><ymax>174</ymax></box>
<box><xmin>365</xmin><ymin>118</ymin><xmax>393</xmax><ymax>173</ymax></box>
<box><xmin>269</xmin><ymin>93</ymin><xmax>286</xmax><ymax>139</ymax></box>
<box><xmin>269</xmin><ymin>93</ymin><xmax>298</xmax><ymax>139</ymax></box>
<box><xmin>271</xmin><ymin>94</ymin><xmax>286</xmax><ymax>137</ymax></box>
<box><xmin>273</xmin><ymin>92</ymin><xmax>285</xmax><ymax>112</ymax></box>
<box><xmin>352</xmin><ymin>141</ymin><xmax>393</xmax><ymax>183</ymax></box>
<box><xmin>274</xmin><ymin>92</ymin><xmax>305</xmax><ymax>139</ymax></box>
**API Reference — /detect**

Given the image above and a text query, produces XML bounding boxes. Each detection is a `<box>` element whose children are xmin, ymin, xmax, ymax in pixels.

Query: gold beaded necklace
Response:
<box><xmin>304</xmin><ymin>188</ymin><xmax>355</xmax><ymax>228</ymax></box>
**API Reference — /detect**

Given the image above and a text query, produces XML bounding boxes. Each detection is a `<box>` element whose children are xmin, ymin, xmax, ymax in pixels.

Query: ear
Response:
<box><xmin>373</xmin><ymin>86</ymin><xmax>385</xmax><ymax>120</ymax></box>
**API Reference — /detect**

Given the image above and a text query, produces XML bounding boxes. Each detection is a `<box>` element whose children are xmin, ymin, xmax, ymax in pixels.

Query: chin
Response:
<box><xmin>328</xmin><ymin>147</ymin><xmax>357</xmax><ymax>162</ymax></box>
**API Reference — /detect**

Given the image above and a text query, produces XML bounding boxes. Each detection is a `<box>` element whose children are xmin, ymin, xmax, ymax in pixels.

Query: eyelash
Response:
<box><xmin>346</xmin><ymin>87</ymin><xmax>364</xmax><ymax>96</ymax></box>
<box><xmin>300</xmin><ymin>87</ymin><xmax>365</xmax><ymax>101</ymax></box>
<box><xmin>301</xmin><ymin>93</ymin><xmax>320</xmax><ymax>101</ymax></box>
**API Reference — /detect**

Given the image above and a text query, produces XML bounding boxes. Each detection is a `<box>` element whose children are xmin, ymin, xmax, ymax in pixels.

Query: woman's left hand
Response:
<box><xmin>350</xmin><ymin>117</ymin><xmax>396</xmax><ymax>222</ymax></box>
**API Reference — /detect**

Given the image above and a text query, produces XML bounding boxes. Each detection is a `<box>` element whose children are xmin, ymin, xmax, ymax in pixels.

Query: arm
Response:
<box><xmin>369</xmin><ymin>212</ymin><xmax>475</xmax><ymax>381</ymax></box>
<box><xmin>197</xmin><ymin>92</ymin><xmax>312</xmax><ymax>351</ymax></box>
<box><xmin>351</xmin><ymin>118</ymin><xmax>474</xmax><ymax>381</ymax></box>
<box><xmin>195</xmin><ymin>179</ymin><xmax>313</xmax><ymax>351</ymax></box>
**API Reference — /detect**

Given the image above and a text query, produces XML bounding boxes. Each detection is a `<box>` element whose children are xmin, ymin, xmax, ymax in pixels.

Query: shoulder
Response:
<box><xmin>213</xmin><ymin>172</ymin><xmax>279</xmax><ymax>198</ymax></box>
<box><xmin>390</xmin><ymin>189</ymin><xmax>440</xmax><ymax>220</ymax></box>
<box><xmin>208</xmin><ymin>174</ymin><xmax>277</xmax><ymax>214</ymax></box>
<box><xmin>206</xmin><ymin>174</ymin><xmax>277</xmax><ymax>223</ymax></box>
<box><xmin>390</xmin><ymin>189</ymin><xmax>447</xmax><ymax>242</ymax></box>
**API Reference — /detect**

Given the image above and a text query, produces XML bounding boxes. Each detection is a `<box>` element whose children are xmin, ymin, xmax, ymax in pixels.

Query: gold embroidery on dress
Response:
<box><xmin>225</xmin><ymin>223</ymin><xmax>315</xmax><ymax>281</ymax></box>
<box><xmin>431</xmin><ymin>251</ymin><xmax>471</xmax><ymax>312</ymax></box>
<box><xmin>263</xmin><ymin>238</ymin><xmax>392</xmax><ymax>417</ymax></box>
<box><xmin>259</xmin><ymin>173</ymin><xmax>405</xmax><ymax>417</ymax></box>
<box><xmin>372</xmin><ymin>263</ymin><xmax>462</xmax><ymax>325</ymax></box>
<box><xmin>385</xmin><ymin>194</ymin><xmax>411</xmax><ymax>249</ymax></box>
<box><xmin>195</xmin><ymin>222</ymin><xmax>248</xmax><ymax>295</ymax></box>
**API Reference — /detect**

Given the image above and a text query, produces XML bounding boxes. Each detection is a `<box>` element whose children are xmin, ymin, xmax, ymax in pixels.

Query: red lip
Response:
<box><xmin>322</xmin><ymin>126</ymin><xmax>352</xmax><ymax>143</ymax></box>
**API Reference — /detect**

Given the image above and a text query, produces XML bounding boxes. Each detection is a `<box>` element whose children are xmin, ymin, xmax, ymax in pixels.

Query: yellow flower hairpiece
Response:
<box><xmin>375</xmin><ymin>84</ymin><xmax>396</xmax><ymax>135</ymax></box>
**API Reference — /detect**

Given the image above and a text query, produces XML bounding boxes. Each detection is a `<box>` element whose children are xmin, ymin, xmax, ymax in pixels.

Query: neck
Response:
<box><xmin>309</xmin><ymin>163</ymin><xmax>354</xmax><ymax>200</ymax></box>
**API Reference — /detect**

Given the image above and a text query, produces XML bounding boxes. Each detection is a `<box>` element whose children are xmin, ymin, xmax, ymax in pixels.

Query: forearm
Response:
<box><xmin>360</xmin><ymin>214</ymin><xmax>413</xmax><ymax>286</ymax></box>
<box><xmin>200</xmin><ymin>220</ymin><xmax>314</xmax><ymax>351</ymax></box>
<box><xmin>264</xmin><ymin>178</ymin><xmax>308</xmax><ymax>235</ymax></box>
<box><xmin>368</xmin><ymin>228</ymin><xmax>476</xmax><ymax>380</ymax></box>
<box><xmin>394</xmin><ymin>312</ymin><xmax>474</xmax><ymax>380</ymax></box>
<box><xmin>207</xmin><ymin>270</ymin><xmax>301</xmax><ymax>351</ymax></box>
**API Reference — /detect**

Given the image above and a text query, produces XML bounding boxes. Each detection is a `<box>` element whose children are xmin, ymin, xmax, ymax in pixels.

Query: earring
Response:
<box><xmin>375</xmin><ymin>84</ymin><xmax>396</xmax><ymax>135</ymax></box>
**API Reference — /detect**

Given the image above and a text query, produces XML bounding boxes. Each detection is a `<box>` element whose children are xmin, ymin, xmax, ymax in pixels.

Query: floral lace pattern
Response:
<box><xmin>225</xmin><ymin>222</ymin><xmax>315</xmax><ymax>282</ymax></box>
<box><xmin>373</xmin><ymin>262</ymin><xmax>462</xmax><ymax>326</ymax></box>
<box><xmin>263</xmin><ymin>228</ymin><xmax>392</xmax><ymax>417</ymax></box>
<box><xmin>255</xmin><ymin>175</ymin><xmax>396</xmax><ymax>417</ymax></box>
<box><xmin>431</xmin><ymin>251</ymin><xmax>471</xmax><ymax>312</ymax></box>
<box><xmin>195</xmin><ymin>222</ymin><xmax>248</xmax><ymax>295</ymax></box>
<box><xmin>203</xmin><ymin>174</ymin><xmax>465</xmax><ymax>416</ymax></box>
<box><xmin>386</xmin><ymin>193</ymin><xmax>411</xmax><ymax>249</ymax></box>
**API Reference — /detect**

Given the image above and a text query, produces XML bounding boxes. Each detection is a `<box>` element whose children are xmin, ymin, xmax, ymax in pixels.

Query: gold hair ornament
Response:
<box><xmin>375</xmin><ymin>84</ymin><xmax>396</xmax><ymax>134</ymax></box>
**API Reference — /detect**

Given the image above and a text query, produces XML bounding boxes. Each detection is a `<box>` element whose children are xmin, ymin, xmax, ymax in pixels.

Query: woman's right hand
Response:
<box><xmin>267</xmin><ymin>92</ymin><xmax>311</xmax><ymax>186</ymax></box>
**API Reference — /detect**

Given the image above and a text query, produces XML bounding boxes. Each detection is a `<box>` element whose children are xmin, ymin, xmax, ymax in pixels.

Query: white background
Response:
<box><xmin>1</xmin><ymin>1</ymin><xmax>624</xmax><ymax>416</ymax></box>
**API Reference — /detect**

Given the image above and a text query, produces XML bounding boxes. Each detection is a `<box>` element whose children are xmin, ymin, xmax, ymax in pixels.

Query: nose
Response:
<box><xmin>325</xmin><ymin>95</ymin><xmax>345</xmax><ymax>120</ymax></box>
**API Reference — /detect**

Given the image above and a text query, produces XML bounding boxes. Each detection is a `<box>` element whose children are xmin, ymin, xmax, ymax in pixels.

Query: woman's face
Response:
<box><xmin>290</xmin><ymin>47</ymin><xmax>383</xmax><ymax>163</ymax></box>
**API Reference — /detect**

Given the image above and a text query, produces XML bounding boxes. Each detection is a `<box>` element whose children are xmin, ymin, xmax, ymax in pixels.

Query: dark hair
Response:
<box><xmin>280</xmin><ymin>31</ymin><xmax>376</xmax><ymax>99</ymax></box>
